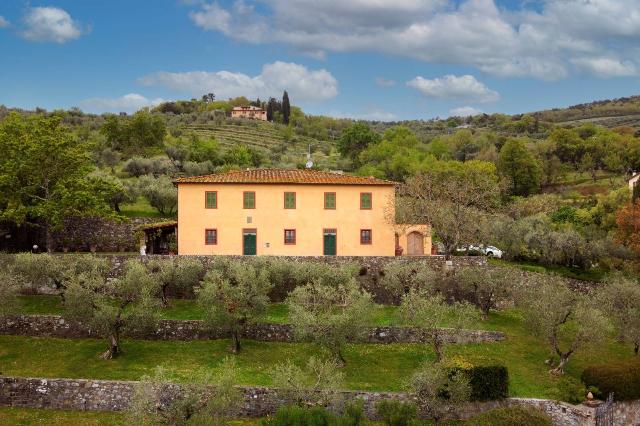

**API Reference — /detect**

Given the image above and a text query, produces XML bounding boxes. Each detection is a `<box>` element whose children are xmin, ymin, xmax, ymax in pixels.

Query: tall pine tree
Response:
<box><xmin>282</xmin><ymin>90</ymin><xmax>291</xmax><ymax>125</ymax></box>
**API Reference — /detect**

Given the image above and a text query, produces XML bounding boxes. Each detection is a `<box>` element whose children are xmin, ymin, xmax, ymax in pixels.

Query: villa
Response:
<box><xmin>174</xmin><ymin>168</ymin><xmax>430</xmax><ymax>256</ymax></box>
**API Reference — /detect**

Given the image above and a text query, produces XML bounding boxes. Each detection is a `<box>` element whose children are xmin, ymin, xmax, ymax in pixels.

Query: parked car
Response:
<box><xmin>457</xmin><ymin>245</ymin><xmax>504</xmax><ymax>258</ymax></box>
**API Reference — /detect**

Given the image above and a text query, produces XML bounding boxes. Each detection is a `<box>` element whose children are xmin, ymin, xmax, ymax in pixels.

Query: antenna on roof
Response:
<box><xmin>305</xmin><ymin>144</ymin><xmax>313</xmax><ymax>169</ymax></box>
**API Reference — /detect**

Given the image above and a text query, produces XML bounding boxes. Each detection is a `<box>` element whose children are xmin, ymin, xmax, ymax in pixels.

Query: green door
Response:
<box><xmin>243</xmin><ymin>230</ymin><xmax>257</xmax><ymax>255</ymax></box>
<box><xmin>323</xmin><ymin>229</ymin><xmax>336</xmax><ymax>256</ymax></box>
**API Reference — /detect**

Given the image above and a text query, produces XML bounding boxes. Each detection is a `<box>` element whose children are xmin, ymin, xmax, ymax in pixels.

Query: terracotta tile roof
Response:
<box><xmin>174</xmin><ymin>168</ymin><xmax>396</xmax><ymax>186</ymax></box>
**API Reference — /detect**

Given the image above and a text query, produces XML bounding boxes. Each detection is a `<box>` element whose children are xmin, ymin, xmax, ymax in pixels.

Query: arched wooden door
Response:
<box><xmin>407</xmin><ymin>231</ymin><xmax>424</xmax><ymax>255</ymax></box>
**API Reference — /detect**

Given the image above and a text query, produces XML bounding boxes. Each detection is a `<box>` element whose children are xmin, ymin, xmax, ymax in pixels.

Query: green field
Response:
<box><xmin>0</xmin><ymin>307</ymin><xmax>632</xmax><ymax>399</ymax></box>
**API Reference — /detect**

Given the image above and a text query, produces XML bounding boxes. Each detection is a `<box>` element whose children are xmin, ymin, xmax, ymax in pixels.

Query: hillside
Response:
<box><xmin>533</xmin><ymin>95</ymin><xmax>640</xmax><ymax>127</ymax></box>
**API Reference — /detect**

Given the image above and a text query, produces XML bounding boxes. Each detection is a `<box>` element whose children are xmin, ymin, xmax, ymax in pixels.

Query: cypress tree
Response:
<box><xmin>266</xmin><ymin>99</ymin><xmax>274</xmax><ymax>122</ymax></box>
<box><xmin>282</xmin><ymin>90</ymin><xmax>291</xmax><ymax>125</ymax></box>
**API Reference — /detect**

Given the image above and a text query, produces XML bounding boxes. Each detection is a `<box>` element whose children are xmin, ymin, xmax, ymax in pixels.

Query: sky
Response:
<box><xmin>1</xmin><ymin>0</ymin><xmax>639</xmax><ymax>120</ymax></box>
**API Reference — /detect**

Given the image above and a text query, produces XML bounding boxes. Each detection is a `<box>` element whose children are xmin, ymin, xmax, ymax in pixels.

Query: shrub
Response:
<box><xmin>375</xmin><ymin>400</ymin><xmax>419</xmax><ymax>426</ymax></box>
<box><xmin>260</xmin><ymin>404</ymin><xmax>366</xmax><ymax>426</ymax></box>
<box><xmin>582</xmin><ymin>359</ymin><xmax>640</xmax><ymax>400</ymax></box>
<box><xmin>464</xmin><ymin>365</ymin><xmax>509</xmax><ymax>401</ymax></box>
<box><xmin>466</xmin><ymin>406</ymin><xmax>553</xmax><ymax>426</ymax></box>
<box><xmin>550</xmin><ymin>376</ymin><xmax>587</xmax><ymax>404</ymax></box>
<box><xmin>122</xmin><ymin>157</ymin><xmax>153</xmax><ymax>177</ymax></box>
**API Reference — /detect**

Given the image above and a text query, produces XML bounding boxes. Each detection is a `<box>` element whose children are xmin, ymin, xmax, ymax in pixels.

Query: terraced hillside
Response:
<box><xmin>181</xmin><ymin>121</ymin><xmax>344</xmax><ymax>169</ymax></box>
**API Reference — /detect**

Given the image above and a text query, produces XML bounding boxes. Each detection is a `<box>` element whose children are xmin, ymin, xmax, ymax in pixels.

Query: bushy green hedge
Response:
<box><xmin>466</xmin><ymin>406</ymin><xmax>553</xmax><ymax>426</ymax></box>
<box><xmin>582</xmin><ymin>360</ymin><xmax>640</xmax><ymax>400</ymax></box>
<box><xmin>261</xmin><ymin>403</ymin><xmax>365</xmax><ymax>426</ymax></box>
<box><xmin>460</xmin><ymin>365</ymin><xmax>509</xmax><ymax>401</ymax></box>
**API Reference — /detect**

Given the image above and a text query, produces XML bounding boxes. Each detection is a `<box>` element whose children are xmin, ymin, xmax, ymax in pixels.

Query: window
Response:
<box><xmin>360</xmin><ymin>229</ymin><xmax>372</xmax><ymax>245</ymax></box>
<box><xmin>360</xmin><ymin>192</ymin><xmax>372</xmax><ymax>210</ymax></box>
<box><xmin>205</xmin><ymin>229</ymin><xmax>217</xmax><ymax>245</ymax></box>
<box><xmin>205</xmin><ymin>191</ymin><xmax>217</xmax><ymax>209</ymax></box>
<box><xmin>284</xmin><ymin>192</ymin><xmax>296</xmax><ymax>209</ymax></box>
<box><xmin>243</xmin><ymin>191</ymin><xmax>255</xmax><ymax>209</ymax></box>
<box><xmin>284</xmin><ymin>229</ymin><xmax>296</xmax><ymax>245</ymax></box>
<box><xmin>324</xmin><ymin>192</ymin><xmax>336</xmax><ymax>209</ymax></box>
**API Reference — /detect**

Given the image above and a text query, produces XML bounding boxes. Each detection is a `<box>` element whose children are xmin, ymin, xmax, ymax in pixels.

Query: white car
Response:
<box><xmin>459</xmin><ymin>245</ymin><xmax>504</xmax><ymax>258</ymax></box>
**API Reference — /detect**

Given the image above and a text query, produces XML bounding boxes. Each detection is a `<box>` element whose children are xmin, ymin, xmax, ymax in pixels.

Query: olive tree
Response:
<box><xmin>287</xmin><ymin>277</ymin><xmax>373</xmax><ymax>365</ymax></box>
<box><xmin>410</xmin><ymin>363</ymin><xmax>471</xmax><ymax>425</ymax></box>
<box><xmin>519</xmin><ymin>276</ymin><xmax>611</xmax><ymax>373</ymax></box>
<box><xmin>379</xmin><ymin>260</ymin><xmax>437</xmax><ymax>302</ymax></box>
<box><xmin>128</xmin><ymin>358</ymin><xmax>241</xmax><ymax>425</ymax></box>
<box><xmin>196</xmin><ymin>261</ymin><xmax>272</xmax><ymax>354</ymax></box>
<box><xmin>10</xmin><ymin>252</ymin><xmax>64</xmax><ymax>294</ymax></box>
<box><xmin>64</xmin><ymin>260</ymin><xmax>161</xmax><ymax>359</ymax></box>
<box><xmin>272</xmin><ymin>356</ymin><xmax>345</xmax><ymax>407</ymax></box>
<box><xmin>454</xmin><ymin>266</ymin><xmax>519</xmax><ymax>320</ymax></box>
<box><xmin>149</xmin><ymin>257</ymin><xmax>204</xmax><ymax>306</ymax></box>
<box><xmin>601</xmin><ymin>273</ymin><xmax>640</xmax><ymax>355</ymax></box>
<box><xmin>0</xmin><ymin>271</ymin><xmax>20</xmax><ymax>315</ymax></box>
<box><xmin>397</xmin><ymin>160</ymin><xmax>500</xmax><ymax>258</ymax></box>
<box><xmin>399</xmin><ymin>288</ymin><xmax>480</xmax><ymax>361</ymax></box>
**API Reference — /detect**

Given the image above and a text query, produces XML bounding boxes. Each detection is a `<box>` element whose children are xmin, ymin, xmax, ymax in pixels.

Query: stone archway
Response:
<box><xmin>407</xmin><ymin>231</ymin><xmax>424</xmax><ymax>255</ymax></box>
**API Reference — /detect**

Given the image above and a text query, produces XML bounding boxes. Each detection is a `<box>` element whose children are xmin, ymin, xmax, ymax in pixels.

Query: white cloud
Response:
<box><xmin>79</xmin><ymin>93</ymin><xmax>166</xmax><ymax>114</ymax></box>
<box><xmin>407</xmin><ymin>75</ymin><xmax>499</xmax><ymax>103</ymax></box>
<box><xmin>187</xmin><ymin>0</ymin><xmax>640</xmax><ymax>80</ymax></box>
<box><xmin>139</xmin><ymin>61</ymin><xmax>338</xmax><ymax>102</ymax></box>
<box><xmin>0</xmin><ymin>16</ymin><xmax>9</xmax><ymax>28</ymax></box>
<box><xmin>375</xmin><ymin>77</ymin><xmax>396</xmax><ymax>87</ymax></box>
<box><xmin>449</xmin><ymin>106</ymin><xmax>482</xmax><ymax>117</ymax></box>
<box><xmin>571</xmin><ymin>57</ymin><xmax>638</xmax><ymax>78</ymax></box>
<box><xmin>21</xmin><ymin>7</ymin><xmax>83</xmax><ymax>43</ymax></box>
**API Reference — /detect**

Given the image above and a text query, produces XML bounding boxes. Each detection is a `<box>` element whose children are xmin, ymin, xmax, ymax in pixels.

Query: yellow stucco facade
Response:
<box><xmin>175</xmin><ymin>169</ymin><xmax>432</xmax><ymax>257</ymax></box>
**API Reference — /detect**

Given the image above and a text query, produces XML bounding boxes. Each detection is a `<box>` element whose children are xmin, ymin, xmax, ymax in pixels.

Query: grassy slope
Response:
<box><xmin>3</xmin><ymin>298</ymin><xmax>633</xmax><ymax>398</ymax></box>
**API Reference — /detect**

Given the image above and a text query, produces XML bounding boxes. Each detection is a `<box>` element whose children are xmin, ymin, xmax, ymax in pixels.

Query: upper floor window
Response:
<box><xmin>205</xmin><ymin>191</ymin><xmax>217</xmax><ymax>209</ymax></box>
<box><xmin>284</xmin><ymin>192</ymin><xmax>296</xmax><ymax>209</ymax></box>
<box><xmin>360</xmin><ymin>192</ymin><xmax>372</xmax><ymax>210</ymax></box>
<box><xmin>205</xmin><ymin>229</ymin><xmax>218</xmax><ymax>245</ymax></box>
<box><xmin>243</xmin><ymin>191</ymin><xmax>256</xmax><ymax>209</ymax></box>
<box><xmin>324</xmin><ymin>192</ymin><xmax>336</xmax><ymax>209</ymax></box>
<box><xmin>360</xmin><ymin>229</ymin><xmax>372</xmax><ymax>245</ymax></box>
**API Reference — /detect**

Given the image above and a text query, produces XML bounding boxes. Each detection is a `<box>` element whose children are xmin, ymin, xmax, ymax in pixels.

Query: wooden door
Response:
<box><xmin>243</xmin><ymin>229</ymin><xmax>257</xmax><ymax>255</ymax></box>
<box><xmin>407</xmin><ymin>231</ymin><xmax>424</xmax><ymax>255</ymax></box>
<box><xmin>323</xmin><ymin>229</ymin><xmax>337</xmax><ymax>256</ymax></box>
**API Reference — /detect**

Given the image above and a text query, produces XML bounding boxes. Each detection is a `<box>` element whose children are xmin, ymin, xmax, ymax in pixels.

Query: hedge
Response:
<box><xmin>461</xmin><ymin>365</ymin><xmax>509</xmax><ymax>401</ymax></box>
<box><xmin>582</xmin><ymin>359</ymin><xmax>640</xmax><ymax>400</ymax></box>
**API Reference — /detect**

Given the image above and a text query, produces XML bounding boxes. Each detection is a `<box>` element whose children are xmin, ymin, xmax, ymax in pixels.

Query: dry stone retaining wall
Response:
<box><xmin>0</xmin><ymin>315</ymin><xmax>505</xmax><ymax>344</ymax></box>
<box><xmin>4</xmin><ymin>376</ymin><xmax>636</xmax><ymax>425</ymax></box>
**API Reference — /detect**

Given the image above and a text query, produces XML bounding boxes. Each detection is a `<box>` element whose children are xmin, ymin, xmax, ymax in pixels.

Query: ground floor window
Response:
<box><xmin>360</xmin><ymin>229</ymin><xmax>372</xmax><ymax>245</ymax></box>
<box><xmin>205</xmin><ymin>229</ymin><xmax>217</xmax><ymax>245</ymax></box>
<box><xmin>284</xmin><ymin>229</ymin><xmax>296</xmax><ymax>245</ymax></box>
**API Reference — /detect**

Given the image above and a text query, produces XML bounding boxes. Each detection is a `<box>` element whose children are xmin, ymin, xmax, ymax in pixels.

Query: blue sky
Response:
<box><xmin>1</xmin><ymin>0</ymin><xmax>639</xmax><ymax>120</ymax></box>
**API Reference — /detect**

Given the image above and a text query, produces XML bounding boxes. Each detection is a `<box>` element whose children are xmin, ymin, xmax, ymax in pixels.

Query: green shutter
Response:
<box><xmin>360</xmin><ymin>193</ymin><xmax>372</xmax><ymax>209</ymax></box>
<box><xmin>324</xmin><ymin>192</ymin><xmax>336</xmax><ymax>209</ymax></box>
<box><xmin>285</xmin><ymin>192</ymin><xmax>295</xmax><ymax>209</ymax></box>
<box><xmin>244</xmin><ymin>192</ymin><xmax>255</xmax><ymax>209</ymax></box>
<box><xmin>205</xmin><ymin>192</ymin><xmax>217</xmax><ymax>209</ymax></box>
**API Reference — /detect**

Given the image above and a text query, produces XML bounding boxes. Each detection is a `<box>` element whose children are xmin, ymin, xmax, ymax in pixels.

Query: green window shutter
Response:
<box><xmin>324</xmin><ymin>192</ymin><xmax>336</xmax><ymax>209</ymax></box>
<box><xmin>285</xmin><ymin>192</ymin><xmax>296</xmax><ymax>209</ymax></box>
<box><xmin>205</xmin><ymin>192</ymin><xmax>217</xmax><ymax>209</ymax></box>
<box><xmin>244</xmin><ymin>192</ymin><xmax>255</xmax><ymax>209</ymax></box>
<box><xmin>360</xmin><ymin>193</ymin><xmax>372</xmax><ymax>209</ymax></box>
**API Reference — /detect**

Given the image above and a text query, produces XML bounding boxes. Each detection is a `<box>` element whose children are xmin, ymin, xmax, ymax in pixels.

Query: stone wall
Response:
<box><xmin>51</xmin><ymin>217</ymin><xmax>159</xmax><ymax>253</ymax></box>
<box><xmin>2</xmin><ymin>376</ymin><xmax>627</xmax><ymax>425</ymax></box>
<box><xmin>0</xmin><ymin>315</ymin><xmax>505</xmax><ymax>344</ymax></box>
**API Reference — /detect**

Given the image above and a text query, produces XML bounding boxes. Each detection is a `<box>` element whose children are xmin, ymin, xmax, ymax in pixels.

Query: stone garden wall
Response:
<box><xmin>0</xmin><ymin>315</ymin><xmax>505</xmax><ymax>344</ymax></box>
<box><xmin>3</xmin><ymin>376</ymin><xmax>632</xmax><ymax>425</ymax></box>
<box><xmin>51</xmin><ymin>217</ymin><xmax>158</xmax><ymax>253</ymax></box>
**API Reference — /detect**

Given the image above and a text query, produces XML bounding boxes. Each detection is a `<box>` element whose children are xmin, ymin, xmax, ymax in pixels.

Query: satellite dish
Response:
<box><xmin>305</xmin><ymin>160</ymin><xmax>314</xmax><ymax>169</ymax></box>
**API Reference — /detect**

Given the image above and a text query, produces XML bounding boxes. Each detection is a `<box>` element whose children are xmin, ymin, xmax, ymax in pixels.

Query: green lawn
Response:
<box><xmin>119</xmin><ymin>196</ymin><xmax>169</xmax><ymax>218</ymax></box>
<box><xmin>0</xmin><ymin>309</ymin><xmax>633</xmax><ymax>399</ymax></box>
<box><xmin>16</xmin><ymin>295</ymin><xmax>400</xmax><ymax>326</ymax></box>
<box><xmin>488</xmin><ymin>258</ymin><xmax>606</xmax><ymax>282</ymax></box>
<box><xmin>0</xmin><ymin>407</ymin><xmax>259</xmax><ymax>426</ymax></box>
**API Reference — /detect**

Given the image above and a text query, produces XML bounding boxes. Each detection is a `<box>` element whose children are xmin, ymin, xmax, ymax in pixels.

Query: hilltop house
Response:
<box><xmin>174</xmin><ymin>168</ymin><xmax>431</xmax><ymax>256</ymax></box>
<box><xmin>231</xmin><ymin>106</ymin><xmax>267</xmax><ymax>121</ymax></box>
